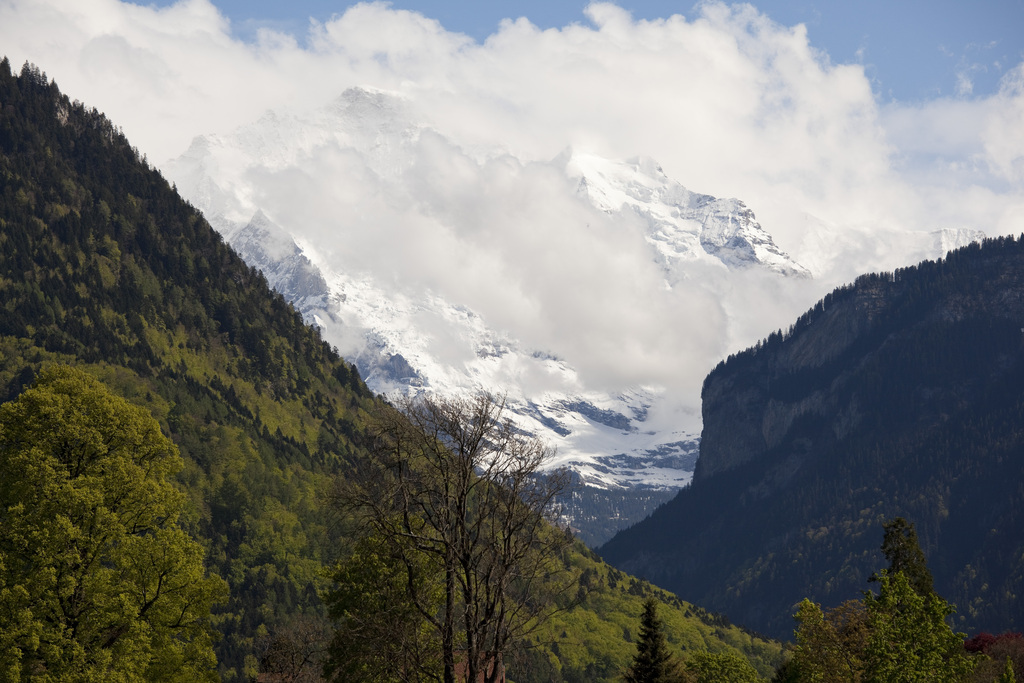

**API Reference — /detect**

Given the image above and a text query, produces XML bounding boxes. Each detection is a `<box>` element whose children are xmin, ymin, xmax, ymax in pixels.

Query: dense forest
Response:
<box><xmin>601</xmin><ymin>232</ymin><xmax>1024</xmax><ymax>642</ymax></box>
<box><xmin>0</xmin><ymin>59</ymin><xmax>785</xmax><ymax>681</ymax></box>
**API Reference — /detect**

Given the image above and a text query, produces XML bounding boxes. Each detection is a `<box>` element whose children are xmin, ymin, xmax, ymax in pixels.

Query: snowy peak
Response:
<box><xmin>562</xmin><ymin>150</ymin><xmax>809</xmax><ymax>279</ymax></box>
<box><xmin>229</xmin><ymin>211</ymin><xmax>329</xmax><ymax>312</ymax></box>
<box><xmin>937</xmin><ymin>228</ymin><xmax>986</xmax><ymax>255</ymax></box>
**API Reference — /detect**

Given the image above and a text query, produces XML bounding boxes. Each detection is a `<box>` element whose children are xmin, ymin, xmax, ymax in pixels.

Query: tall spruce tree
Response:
<box><xmin>624</xmin><ymin>598</ymin><xmax>678</xmax><ymax>683</ymax></box>
<box><xmin>873</xmin><ymin>517</ymin><xmax>934</xmax><ymax>596</ymax></box>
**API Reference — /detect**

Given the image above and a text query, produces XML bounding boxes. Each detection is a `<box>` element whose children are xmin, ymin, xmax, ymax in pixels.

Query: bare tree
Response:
<box><xmin>328</xmin><ymin>392</ymin><xmax>577</xmax><ymax>683</ymax></box>
<box><xmin>257</xmin><ymin>615</ymin><xmax>332</xmax><ymax>683</ymax></box>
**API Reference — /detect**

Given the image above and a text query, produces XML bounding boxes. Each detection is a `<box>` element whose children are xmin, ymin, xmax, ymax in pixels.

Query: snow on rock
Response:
<box><xmin>562</xmin><ymin>150</ymin><xmax>809</xmax><ymax>281</ymax></box>
<box><xmin>162</xmin><ymin>86</ymin><xmax>976</xmax><ymax>495</ymax></box>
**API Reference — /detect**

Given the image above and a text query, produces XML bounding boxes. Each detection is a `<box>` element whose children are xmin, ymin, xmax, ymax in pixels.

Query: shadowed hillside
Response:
<box><xmin>602</xmin><ymin>235</ymin><xmax>1024</xmax><ymax>640</ymax></box>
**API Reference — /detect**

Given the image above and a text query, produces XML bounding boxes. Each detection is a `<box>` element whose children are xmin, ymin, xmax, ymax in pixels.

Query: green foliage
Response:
<box><xmin>790</xmin><ymin>598</ymin><xmax>868</xmax><ymax>683</ymax></box>
<box><xmin>681</xmin><ymin>651</ymin><xmax>762</xmax><ymax>683</ymax></box>
<box><xmin>0</xmin><ymin>365</ymin><xmax>226</xmax><ymax>681</ymax></box>
<box><xmin>788</xmin><ymin>521</ymin><xmax>975</xmax><ymax>683</ymax></box>
<box><xmin>996</xmin><ymin>657</ymin><xmax>1018</xmax><ymax>683</ymax></box>
<box><xmin>323</xmin><ymin>533</ymin><xmax>442</xmax><ymax>682</ymax></box>
<box><xmin>624</xmin><ymin>599</ymin><xmax>678</xmax><ymax>683</ymax></box>
<box><xmin>603</xmin><ymin>234</ymin><xmax>1024</xmax><ymax>639</ymax></box>
<box><xmin>333</xmin><ymin>394</ymin><xmax>578</xmax><ymax>683</ymax></box>
<box><xmin>0</xmin><ymin>59</ymin><xmax>785</xmax><ymax>682</ymax></box>
<box><xmin>0</xmin><ymin>58</ymin><xmax>375</xmax><ymax>679</ymax></box>
<box><xmin>517</xmin><ymin>546</ymin><xmax>784</xmax><ymax>683</ymax></box>
<box><xmin>862</xmin><ymin>570</ymin><xmax>974</xmax><ymax>683</ymax></box>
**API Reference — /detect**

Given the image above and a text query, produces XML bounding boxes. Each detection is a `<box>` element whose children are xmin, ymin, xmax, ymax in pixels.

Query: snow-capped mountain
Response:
<box><xmin>162</xmin><ymin>86</ymin><xmax>983</xmax><ymax>531</ymax></box>
<box><xmin>227</xmin><ymin>208</ymin><xmax>701</xmax><ymax>490</ymax></box>
<box><xmin>563</xmin><ymin>151</ymin><xmax>809</xmax><ymax>280</ymax></box>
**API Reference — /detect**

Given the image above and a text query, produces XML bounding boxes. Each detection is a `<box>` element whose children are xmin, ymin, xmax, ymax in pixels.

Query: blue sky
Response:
<box><xmin>162</xmin><ymin>0</ymin><xmax>1024</xmax><ymax>102</ymax></box>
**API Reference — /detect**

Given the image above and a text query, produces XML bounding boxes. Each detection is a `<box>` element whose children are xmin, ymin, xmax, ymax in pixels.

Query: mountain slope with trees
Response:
<box><xmin>0</xmin><ymin>59</ymin><xmax>784</xmax><ymax>680</ymax></box>
<box><xmin>0</xmin><ymin>57</ymin><xmax>377</xmax><ymax>679</ymax></box>
<box><xmin>601</xmin><ymin>233</ymin><xmax>1024</xmax><ymax>640</ymax></box>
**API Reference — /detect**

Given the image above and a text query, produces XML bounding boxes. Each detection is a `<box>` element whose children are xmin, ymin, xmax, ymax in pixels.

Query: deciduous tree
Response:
<box><xmin>680</xmin><ymin>650</ymin><xmax>760</xmax><ymax>683</ymax></box>
<box><xmin>0</xmin><ymin>366</ymin><xmax>226</xmax><ymax>681</ymax></box>
<box><xmin>790</xmin><ymin>598</ymin><xmax>868</xmax><ymax>682</ymax></box>
<box><xmin>787</xmin><ymin>518</ymin><xmax>974</xmax><ymax>683</ymax></box>
<box><xmin>329</xmin><ymin>393</ymin><xmax>575</xmax><ymax>683</ymax></box>
<box><xmin>862</xmin><ymin>570</ymin><xmax>974</xmax><ymax>683</ymax></box>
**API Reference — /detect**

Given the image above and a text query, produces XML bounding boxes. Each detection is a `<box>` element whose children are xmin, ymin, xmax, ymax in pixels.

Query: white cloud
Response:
<box><xmin>1</xmin><ymin>0</ymin><xmax>1022</xmax><ymax>396</ymax></box>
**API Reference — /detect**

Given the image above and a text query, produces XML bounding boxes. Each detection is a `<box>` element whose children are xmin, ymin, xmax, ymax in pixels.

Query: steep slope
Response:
<box><xmin>601</xmin><ymin>235</ymin><xmax>1024</xmax><ymax>640</ymax></box>
<box><xmin>0</xmin><ymin>59</ymin><xmax>786</xmax><ymax>680</ymax></box>
<box><xmin>0</xmin><ymin>60</ymin><xmax>377</xmax><ymax>678</ymax></box>
<box><xmin>162</xmin><ymin>87</ymin><xmax>818</xmax><ymax>542</ymax></box>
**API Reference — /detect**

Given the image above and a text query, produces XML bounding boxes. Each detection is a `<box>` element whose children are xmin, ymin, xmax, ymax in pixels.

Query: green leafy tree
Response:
<box><xmin>624</xmin><ymin>598</ymin><xmax>679</xmax><ymax>683</ymax></box>
<box><xmin>0</xmin><ymin>366</ymin><xmax>226</xmax><ymax>682</ymax></box>
<box><xmin>999</xmin><ymin>656</ymin><xmax>1018</xmax><ymax>683</ymax></box>
<box><xmin>680</xmin><ymin>650</ymin><xmax>761</xmax><ymax>683</ymax></box>
<box><xmin>790</xmin><ymin>598</ymin><xmax>868</xmax><ymax>682</ymax></box>
<box><xmin>862</xmin><ymin>570</ymin><xmax>974</xmax><ymax>683</ymax></box>
<box><xmin>323</xmin><ymin>533</ymin><xmax>442</xmax><ymax>682</ymax></box>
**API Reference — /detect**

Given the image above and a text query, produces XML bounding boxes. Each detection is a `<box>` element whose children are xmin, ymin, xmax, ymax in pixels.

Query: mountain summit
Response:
<box><xmin>163</xmin><ymin>86</ymin><xmax>980</xmax><ymax>543</ymax></box>
<box><xmin>562</xmin><ymin>150</ymin><xmax>808</xmax><ymax>279</ymax></box>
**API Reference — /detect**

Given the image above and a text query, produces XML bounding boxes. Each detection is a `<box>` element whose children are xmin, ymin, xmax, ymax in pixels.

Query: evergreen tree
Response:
<box><xmin>873</xmin><ymin>517</ymin><xmax>934</xmax><ymax>597</ymax></box>
<box><xmin>624</xmin><ymin>598</ymin><xmax>678</xmax><ymax>683</ymax></box>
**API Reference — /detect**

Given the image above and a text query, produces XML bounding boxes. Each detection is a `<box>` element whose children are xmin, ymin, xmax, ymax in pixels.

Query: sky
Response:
<box><xmin>183</xmin><ymin>0</ymin><xmax>1024</xmax><ymax>103</ymax></box>
<box><xmin>0</xmin><ymin>0</ymin><xmax>1023</xmax><ymax>401</ymax></box>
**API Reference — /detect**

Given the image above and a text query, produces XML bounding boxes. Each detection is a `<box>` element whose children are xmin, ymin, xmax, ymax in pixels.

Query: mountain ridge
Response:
<box><xmin>163</xmin><ymin>85</ymin><xmax>984</xmax><ymax>544</ymax></box>
<box><xmin>600</xmin><ymin>234</ymin><xmax>1024</xmax><ymax>639</ymax></box>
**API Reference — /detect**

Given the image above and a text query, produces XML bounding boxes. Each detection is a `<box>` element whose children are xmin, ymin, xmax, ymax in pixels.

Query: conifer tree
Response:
<box><xmin>624</xmin><ymin>598</ymin><xmax>678</xmax><ymax>683</ymax></box>
<box><xmin>873</xmin><ymin>517</ymin><xmax>934</xmax><ymax>596</ymax></box>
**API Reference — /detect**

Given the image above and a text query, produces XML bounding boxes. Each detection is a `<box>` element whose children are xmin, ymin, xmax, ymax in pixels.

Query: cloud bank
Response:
<box><xmin>1</xmin><ymin>0</ymin><xmax>1022</xmax><ymax>396</ymax></box>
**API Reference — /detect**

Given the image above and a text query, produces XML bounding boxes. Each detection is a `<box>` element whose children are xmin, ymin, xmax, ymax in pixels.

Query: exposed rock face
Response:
<box><xmin>695</xmin><ymin>242</ymin><xmax>1024</xmax><ymax>482</ymax></box>
<box><xmin>564</xmin><ymin>151</ymin><xmax>809</xmax><ymax>280</ymax></box>
<box><xmin>229</xmin><ymin>211</ymin><xmax>329</xmax><ymax>312</ymax></box>
<box><xmin>695</xmin><ymin>277</ymin><xmax>894</xmax><ymax>480</ymax></box>
<box><xmin>601</xmin><ymin>236</ymin><xmax>1024</xmax><ymax>639</ymax></box>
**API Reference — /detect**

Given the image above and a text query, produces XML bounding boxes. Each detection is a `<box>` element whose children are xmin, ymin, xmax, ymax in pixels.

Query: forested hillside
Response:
<box><xmin>0</xmin><ymin>58</ymin><xmax>378</xmax><ymax>677</ymax></box>
<box><xmin>602</xmin><ymin>234</ymin><xmax>1024</xmax><ymax>640</ymax></box>
<box><xmin>0</xmin><ymin>59</ymin><xmax>784</xmax><ymax>680</ymax></box>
